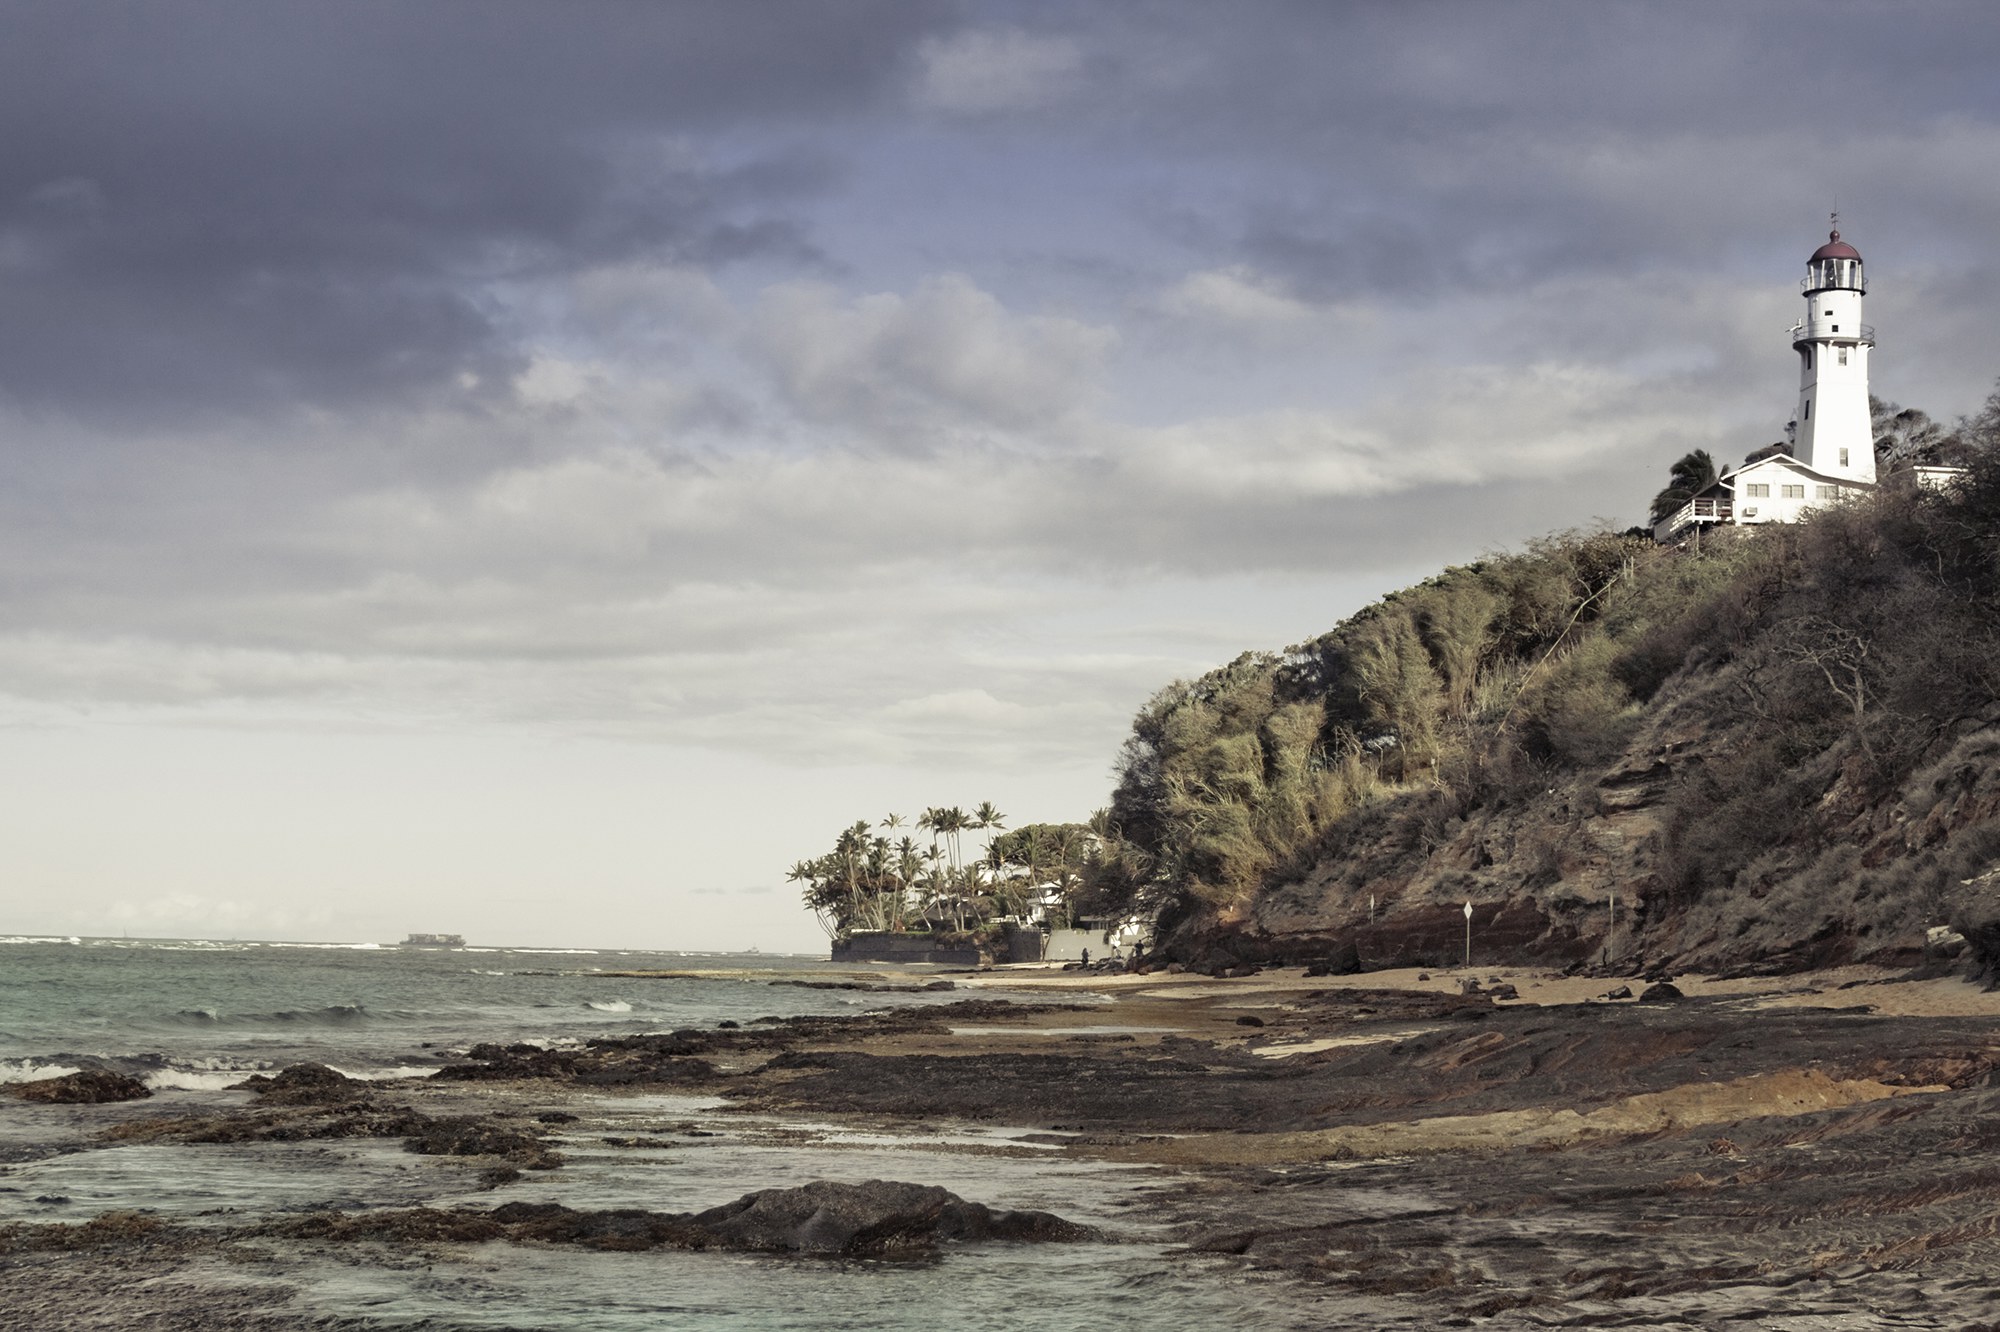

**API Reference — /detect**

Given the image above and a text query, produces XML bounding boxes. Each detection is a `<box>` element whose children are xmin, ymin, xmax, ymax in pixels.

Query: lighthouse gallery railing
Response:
<box><xmin>1790</xmin><ymin>323</ymin><xmax>1874</xmax><ymax>348</ymax></box>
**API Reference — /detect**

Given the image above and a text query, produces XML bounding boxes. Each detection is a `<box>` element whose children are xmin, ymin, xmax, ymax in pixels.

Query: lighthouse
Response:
<box><xmin>1651</xmin><ymin>221</ymin><xmax>1898</xmax><ymax>542</ymax></box>
<box><xmin>1788</xmin><ymin>224</ymin><xmax>1875</xmax><ymax>485</ymax></box>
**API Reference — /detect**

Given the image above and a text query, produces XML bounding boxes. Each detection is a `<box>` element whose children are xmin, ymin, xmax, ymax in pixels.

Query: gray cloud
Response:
<box><xmin>2</xmin><ymin>1</ymin><xmax>1998</xmax><ymax>770</ymax></box>
<box><xmin>0</xmin><ymin>0</ymin><xmax>948</xmax><ymax>422</ymax></box>
<box><xmin>11</xmin><ymin>1</ymin><xmax>2000</xmax><ymax>946</ymax></box>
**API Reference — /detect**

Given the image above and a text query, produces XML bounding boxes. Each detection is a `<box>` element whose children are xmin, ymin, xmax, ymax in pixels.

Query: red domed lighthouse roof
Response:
<box><xmin>1810</xmin><ymin>229</ymin><xmax>1862</xmax><ymax>262</ymax></box>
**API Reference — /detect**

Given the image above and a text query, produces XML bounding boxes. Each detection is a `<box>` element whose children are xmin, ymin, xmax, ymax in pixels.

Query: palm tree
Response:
<box><xmin>971</xmin><ymin>801</ymin><xmax>1007</xmax><ymax>908</ymax></box>
<box><xmin>940</xmin><ymin>807</ymin><xmax>970</xmax><ymax>875</ymax></box>
<box><xmin>917</xmin><ymin>806</ymin><xmax>942</xmax><ymax>857</ymax></box>
<box><xmin>1650</xmin><ymin>448</ymin><xmax>1718</xmax><ymax>523</ymax></box>
<box><xmin>917</xmin><ymin>844</ymin><xmax>947</xmax><ymax>929</ymax></box>
<box><xmin>788</xmin><ymin>858</ymin><xmax>836</xmax><ymax>937</ymax></box>
<box><xmin>892</xmin><ymin>837</ymin><xmax>923</xmax><ymax>930</ymax></box>
<box><xmin>832</xmin><ymin>821</ymin><xmax>873</xmax><ymax>930</ymax></box>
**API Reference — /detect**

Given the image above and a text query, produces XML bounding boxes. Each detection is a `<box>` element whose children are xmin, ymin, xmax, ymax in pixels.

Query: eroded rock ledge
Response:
<box><xmin>3</xmin><ymin>1181</ymin><xmax>1094</xmax><ymax>1262</ymax></box>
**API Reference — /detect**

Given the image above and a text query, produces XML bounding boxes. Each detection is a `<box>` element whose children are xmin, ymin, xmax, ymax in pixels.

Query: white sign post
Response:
<box><xmin>1463</xmin><ymin>900</ymin><xmax>1473</xmax><ymax>969</ymax></box>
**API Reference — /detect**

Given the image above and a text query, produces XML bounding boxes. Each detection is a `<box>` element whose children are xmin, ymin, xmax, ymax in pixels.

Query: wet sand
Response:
<box><xmin>9</xmin><ymin>962</ymin><xmax>2000</xmax><ymax>1328</ymax></box>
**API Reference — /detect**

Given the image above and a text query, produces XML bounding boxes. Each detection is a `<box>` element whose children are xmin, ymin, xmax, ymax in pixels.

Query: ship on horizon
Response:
<box><xmin>401</xmin><ymin>932</ymin><xmax>465</xmax><ymax>947</ymax></box>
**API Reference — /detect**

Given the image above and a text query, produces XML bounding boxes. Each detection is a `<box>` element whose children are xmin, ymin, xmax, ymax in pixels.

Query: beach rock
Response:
<box><xmin>233</xmin><ymin>1062</ymin><xmax>361</xmax><ymax>1105</ymax></box>
<box><xmin>403</xmin><ymin>1116</ymin><xmax>563</xmax><ymax>1170</ymax></box>
<box><xmin>1639</xmin><ymin>981</ymin><xmax>1686</xmax><ymax>1003</ymax></box>
<box><xmin>271</xmin><ymin>1181</ymin><xmax>1092</xmax><ymax>1258</ymax></box>
<box><xmin>100</xmin><ymin>1102</ymin><xmax>420</xmax><ymax>1147</ymax></box>
<box><xmin>1602</xmin><ymin>985</ymin><xmax>1634</xmax><ymax>1001</ymax></box>
<box><xmin>682</xmin><ymin>1180</ymin><xmax>1093</xmax><ymax>1256</ymax></box>
<box><xmin>1952</xmin><ymin>874</ymin><xmax>2000</xmax><ymax>988</ymax></box>
<box><xmin>1487</xmin><ymin>983</ymin><xmax>1521</xmax><ymax>1001</ymax></box>
<box><xmin>1924</xmin><ymin>925</ymin><xmax>1966</xmax><ymax>960</ymax></box>
<box><xmin>1303</xmin><ymin>937</ymin><xmax>1363</xmax><ymax>978</ymax></box>
<box><xmin>11</xmin><ymin>1070</ymin><xmax>152</xmax><ymax>1104</ymax></box>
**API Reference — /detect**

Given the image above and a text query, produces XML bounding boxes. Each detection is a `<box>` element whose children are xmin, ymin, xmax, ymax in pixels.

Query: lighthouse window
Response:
<box><xmin>1804</xmin><ymin>400</ymin><xmax>1811</xmax><ymax>418</ymax></box>
<box><xmin>1838</xmin><ymin>347</ymin><xmax>1848</xmax><ymax>365</ymax></box>
<box><xmin>1782</xmin><ymin>484</ymin><xmax>1805</xmax><ymax>498</ymax></box>
<box><xmin>1839</xmin><ymin>448</ymin><xmax>1850</xmax><ymax>467</ymax></box>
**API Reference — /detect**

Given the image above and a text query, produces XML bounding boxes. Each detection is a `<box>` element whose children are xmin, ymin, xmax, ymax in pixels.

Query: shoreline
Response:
<box><xmin>9</xmin><ymin>962</ymin><xmax>2000</xmax><ymax>1326</ymax></box>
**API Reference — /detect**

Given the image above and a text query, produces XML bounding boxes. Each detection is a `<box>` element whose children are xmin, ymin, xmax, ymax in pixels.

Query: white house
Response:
<box><xmin>1653</xmin><ymin>223</ymin><xmax>1957</xmax><ymax>543</ymax></box>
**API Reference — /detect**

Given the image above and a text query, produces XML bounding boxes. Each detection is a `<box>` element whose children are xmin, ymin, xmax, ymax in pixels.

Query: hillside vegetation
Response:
<box><xmin>1090</xmin><ymin>388</ymin><xmax>2000</xmax><ymax>974</ymax></box>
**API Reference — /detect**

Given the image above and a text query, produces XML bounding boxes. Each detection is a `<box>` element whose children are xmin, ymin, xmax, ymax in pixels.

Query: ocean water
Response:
<box><xmin>0</xmin><ymin>935</ymin><xmax>992</xmax><ymax>1089</ymax></box>
<box><xmin>0</xmin><ymin>936</ymin><xmax>1335</xmax><ymax>1329</ymax></box>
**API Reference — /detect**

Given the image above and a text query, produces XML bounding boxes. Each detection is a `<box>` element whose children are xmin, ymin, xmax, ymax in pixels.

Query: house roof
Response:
<box><xmin>1716</xmin><ymin>453</ymin><xmax>1870</xmax><ymax>490</ymax></box>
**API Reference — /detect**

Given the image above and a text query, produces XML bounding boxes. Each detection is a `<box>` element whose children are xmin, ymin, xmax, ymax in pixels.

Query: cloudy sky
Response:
<box><xmin>4</xmin><ymin>1</ymin><xmax>1998</xmax><ymax>951</ymax></box>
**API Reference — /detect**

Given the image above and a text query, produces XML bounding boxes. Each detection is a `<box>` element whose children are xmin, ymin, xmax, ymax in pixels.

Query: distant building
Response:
<box><xmin>1654</xmin><ymin>223</ymin><xmax>1964</xmax><ymax>543</ymax></box>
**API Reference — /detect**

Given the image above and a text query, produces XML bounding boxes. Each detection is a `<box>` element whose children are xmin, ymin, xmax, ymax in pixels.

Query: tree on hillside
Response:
<box><xmin>1649</xmin><ymin>448</ymin><xmax>1718</xmax><ymax>523</ymax></box>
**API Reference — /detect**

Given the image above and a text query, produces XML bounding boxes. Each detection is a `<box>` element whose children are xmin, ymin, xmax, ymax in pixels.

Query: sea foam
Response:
<box><xmin>0</xmin><ymin>1058</ymin><xmax>86</xmax><ymax>1084</ymax></box>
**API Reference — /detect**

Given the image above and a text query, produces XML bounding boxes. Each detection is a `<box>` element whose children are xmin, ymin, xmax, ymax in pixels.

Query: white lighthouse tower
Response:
<box><xmin>1788</xmin><ymin>222</ymin><xmax>1875</xmax><ymax>485</ymax></box>
<box><xmin>1652</xmin><ymin>221</ymin><xmax>1895</xmax><ymax>542</ymax></box>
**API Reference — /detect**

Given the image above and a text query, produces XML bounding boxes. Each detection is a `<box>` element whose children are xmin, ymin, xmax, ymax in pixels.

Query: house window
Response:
<box><xmin>1839</xmin><ymin>448</ymin><xmax>1849</xmax><ymax>467</ymax></box>
<box><xmin>1832</xmin><ymin>325</ymin><xmax>1840</xmax><ymax>332</ymax></box>
<box><xmin>1816</xmin><ymin>485</ymin><xmax>1837</xmax><ymax>499</ymax></box>
<box><xmin>1782</xmin><ymin>484</ymin><xmax>1805</xmax><ymax>498</ymax></box>
<box><xmin>1746</xmin><ymin>483</ymin><xmax>1771</xmax><ymax>497</ymax></box>
<box><xmin>1838</xmin><ymin>347</ymin><xmax>1849</xmax><ymax>365</ymax></box>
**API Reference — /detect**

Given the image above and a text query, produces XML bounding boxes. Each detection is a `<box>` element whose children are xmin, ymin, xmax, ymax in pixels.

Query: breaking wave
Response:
<box><xmin>159</xmin><ymin>1004</ymin><xmax>393</xmax><ymax>1029</ymax></box>
<box><xmin>0</xmin><ymin>1058</ymin><xmax>85</xmax><ymax>1085</ymax></box>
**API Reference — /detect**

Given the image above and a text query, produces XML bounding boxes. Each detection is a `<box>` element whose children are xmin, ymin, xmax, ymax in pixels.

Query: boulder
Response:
<box><xmin>404</xmin><ymin>1115</ymin><xmax>563</xmax><ymax>1170</ymax></box>
<box><xmin>1639</xmin><ymin>981</ymin><xmax>1686</xmax><ymax>1003</ymax></box>
<box><xmin>682</xmin><ymin>1180</ymin><xmax>1093</xmax><ymax>1256</ymax></box>
<box><xmin>1925</xmin><ymin>925</ymin><xmax>1966</xmax><ymax>959</ymax></box>
<box><xmin>11</xmin><ymin>1069</ymin><xmax>152</xmax><ymax>1104</ymax></box>
<box><xmin>1303</xmin><ymin>936</ymin><xmax>1364</xmax><ymax>978</ymax></box>
<box><xmin>1949</xmin><ymin>871</ymin><xmax>2000</xmax><ymax>987</ymax></box>
<box><xmin>233</xmin><ymin>1062</ymin><xmax>362</xmax><ymax>1105</ymax></box>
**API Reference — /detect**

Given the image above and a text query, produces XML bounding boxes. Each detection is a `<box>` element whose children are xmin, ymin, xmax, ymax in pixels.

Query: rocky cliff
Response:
<box><xmin>1102</xmin><ymin>453</ymin><xmax>2000</xmax><ymax>979</ymax></box>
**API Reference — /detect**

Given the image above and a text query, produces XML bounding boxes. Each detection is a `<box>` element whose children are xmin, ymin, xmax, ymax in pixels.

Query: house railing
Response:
<box><xmin>1656</xmin><ymin>496</ymin><xmax>1732</xmax><ymax>539</ymax></box>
